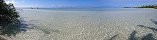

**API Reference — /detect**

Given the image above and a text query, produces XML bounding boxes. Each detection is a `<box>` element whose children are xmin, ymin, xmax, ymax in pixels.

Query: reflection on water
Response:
<box><xmin>129</xmin><ymin>31</ymin><xmax>138</xmax><ymax>40</ymax></box>
<box><xmin>136</xmin><ymin>19</ymin><xmax>157</xmax><ymax>40</ymax></box>
<box><xmin>128</xmin><ymin>31</ymin><xmax>156</xmax><ymax>40</ymax></box>
<box><xmin>137</xmin><ymin>25</ymin><xmax>157</xmax><ymax>32</ymax></box>
<box><xmin>151</xmin><ymin>19</ymin><xmax>157</xmax><ymax>25</ymax></box>
<box><xmin>142</xmin><ymin>33</ymin><xmax>156</xmax><ymax>40</ymax></box>
<box><xmin>137</xmin><ymin>19</ymin><xmax>157</xmax><ymax>32</ymax></box>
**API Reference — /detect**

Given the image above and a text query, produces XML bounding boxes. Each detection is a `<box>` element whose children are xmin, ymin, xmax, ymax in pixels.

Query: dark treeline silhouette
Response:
<box><xmin>136</xmin><ymin>5</ymin><xmax>157</xmax><ymax>9</ymax></box>
<box><xmin>124</xmin><ymin>4</ymin><xmax>157</xmax><ymax>9</ymax></box>
<box><xmin>0</xmin><ymin>0</ymin><xmax>27</xmax><ymax>40</ymax></box>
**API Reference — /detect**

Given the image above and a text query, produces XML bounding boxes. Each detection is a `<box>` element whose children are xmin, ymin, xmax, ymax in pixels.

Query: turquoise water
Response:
<box><xmin>6</xmin><ymin>8</ymin><xmax>157</xmax><ymax>40</ymax></box>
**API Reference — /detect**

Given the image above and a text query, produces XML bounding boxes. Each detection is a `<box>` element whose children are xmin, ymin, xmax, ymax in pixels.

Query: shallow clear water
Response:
<box><xmin>7</xmin><ymin>8</ymin><xmax>157</xmax><ymax>40</ymax></box>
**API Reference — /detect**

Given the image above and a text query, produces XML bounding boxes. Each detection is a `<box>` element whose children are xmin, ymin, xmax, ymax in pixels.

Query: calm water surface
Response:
<box><xmin>7</xmin><ymin>8</ymin><xmax>157</xmax><ymax>40</ymax></box>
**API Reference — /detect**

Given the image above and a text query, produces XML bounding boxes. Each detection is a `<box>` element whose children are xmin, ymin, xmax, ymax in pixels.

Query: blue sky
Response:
<box><xmin>5</xmin><ymin>0</ymin><xmax>157</xmax><ymax>8</ymax></box>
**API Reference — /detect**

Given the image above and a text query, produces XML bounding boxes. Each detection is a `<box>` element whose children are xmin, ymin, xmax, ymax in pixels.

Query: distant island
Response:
<box><xmin>124</xmin><ymin>5</ymin><xmax>157</xmax><ymax>9</ymax></box>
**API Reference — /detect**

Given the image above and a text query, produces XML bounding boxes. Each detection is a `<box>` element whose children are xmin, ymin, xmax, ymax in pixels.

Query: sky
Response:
<box><xmin>5</xmin><ymin>0</ymin><xmax>157</xmax><ymax>8</ymax></box>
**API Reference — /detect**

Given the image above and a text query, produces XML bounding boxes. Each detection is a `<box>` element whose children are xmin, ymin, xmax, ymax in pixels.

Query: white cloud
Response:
<box><xmin>5</xmin><ymin>0</ymin><xmax>16</xmax><ymax>4</ymax></box>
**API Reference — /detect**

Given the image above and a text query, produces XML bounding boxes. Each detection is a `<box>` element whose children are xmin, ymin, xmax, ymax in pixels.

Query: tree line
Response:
<box><xmin>124</xmin><ymin>4</ymin><xmax>157</xmax><ymax>9</ymax></box>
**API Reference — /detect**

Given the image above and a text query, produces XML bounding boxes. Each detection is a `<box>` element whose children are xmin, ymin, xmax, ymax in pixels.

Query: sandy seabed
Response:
<box><xmin>3</xmin><ymin>8</ymin><xmax>157</xmax><ymax>40</ymax></box>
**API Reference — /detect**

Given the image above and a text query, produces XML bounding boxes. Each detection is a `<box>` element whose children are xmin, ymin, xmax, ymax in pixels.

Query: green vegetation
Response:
<box><xmin>136</xmin><ymin>5</ymin><xmax>157</xmax><ymax>9</ymax></box>
<box><xmin>0</xmin><ymin>0</ymin><xmax>19</xmax><ymax>20</ymax></box>
<box><xmin>0</xmin><ymin>0</ymin><xmax>22</xmax><ymax>37</ymax></box>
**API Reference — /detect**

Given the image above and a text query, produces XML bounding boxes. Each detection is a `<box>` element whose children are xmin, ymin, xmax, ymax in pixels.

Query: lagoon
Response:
<box><xmin>6</xmin><ymin>8</ymin><xmax>157</xmax><ymax>40</ymax></box>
